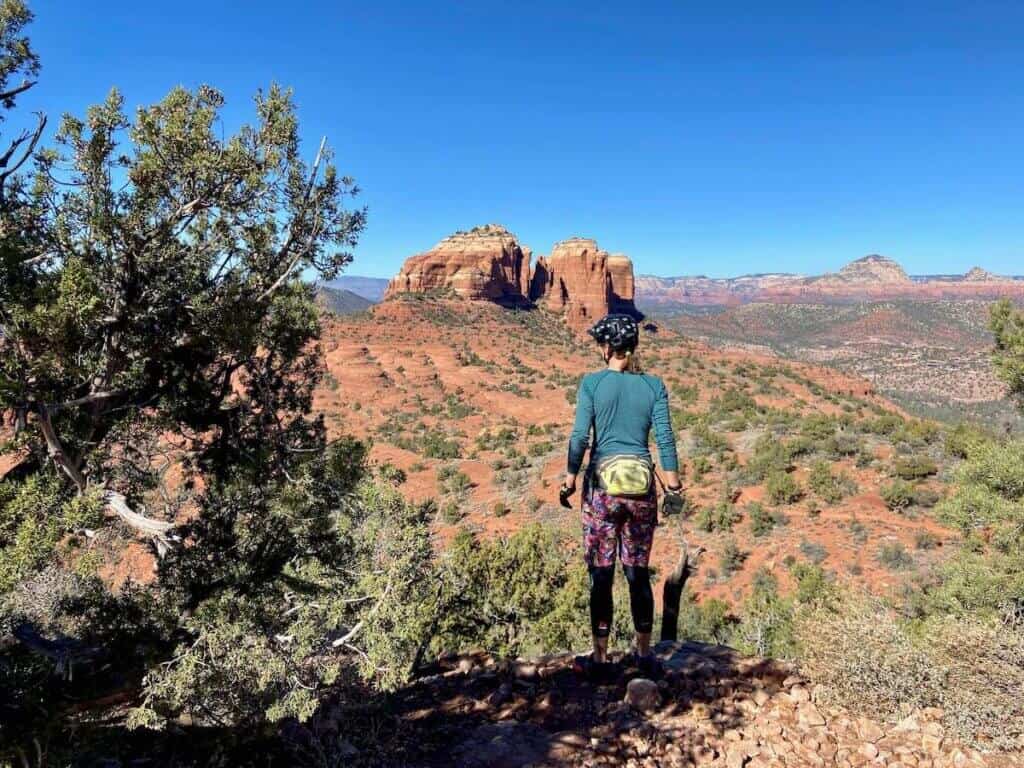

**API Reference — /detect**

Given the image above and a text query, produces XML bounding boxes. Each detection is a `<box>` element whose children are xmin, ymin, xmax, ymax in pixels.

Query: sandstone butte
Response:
<box><xmin>384</xmin><ymin>225</ymin><xmax>638</xmax><ymax>328</ymax></box>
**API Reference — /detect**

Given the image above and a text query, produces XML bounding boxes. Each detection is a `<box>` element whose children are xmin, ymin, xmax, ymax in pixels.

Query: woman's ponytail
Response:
<box><xmin>624</xmin><ymin>349</ymin><xmax>642</xmax><ymax>374</ymax></box>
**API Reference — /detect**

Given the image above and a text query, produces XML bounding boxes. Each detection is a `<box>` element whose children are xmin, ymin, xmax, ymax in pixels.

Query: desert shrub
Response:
<box><xmin>799</xmin><ymin>540</ymin><xmax>828</xmax><ymax>565</ymax></box>
<box><xmin>0</xmin><ymin>477</ymin><xmax>105</xmax><ymax>594</ymax></box>
<box><xmin>420</xmin><ymin>429</ymin><xmax>461</xmax><ymax>459</ymax></box>
<box><xmin>823</xmin><ymin>431</ymin><xmax>862</xmax><ymax>459</ymax></box>
<box><xmin>492</xmin><ymin>501</ymin><xmax>509</xmax><ymax>517</ymax></box>
<box><xmin>894</xmin><ymin>419</ymin><xmax>942</xmax><ymax>448</ymax></box>
<box><xmin>691</xmin><ymin>421</ymin><xmax>732</xmax><ymax>457</ymax></box>
<box><xmin>733</xmin><ymin>569</ymin><xmax>796</xmax><ymax>659</ymax></box>
<box><xmin>377</xmin><ymin>462</ymin><xmax>407</xmax><ymax>486</ymax></box>
<box><xmin>912</xmin><ymin>487</ymin><xmax>942</xmax><ymax>508</ymax></box>
<box><xmin>877</xmin><ymin>541</ymin><xmax>915</xmax><ymax>571</ymax></box>
<box><xmin>880</xmin><ymin>479</ymin><xmax>914</xmax><ymax>512</ymax></box>
<box><xmin>847</xmin><ymin>518</ymin><xmax>869</xmax><ymax>543</ymax></box>
<box><xmin>893</xmin><ymin>455</ymin><xmax>938</xmax><ymax>480</ymax></box>
<box><xmin>717</xmin><ymin>539</ymin><xmax>746</xmax><ymax>577</ymax></box>
<box><xmin>672</xmin><ymin>383</ymin><xmax>699</xmax><ymax>405</ymax></box>
<box><xmin>694</xmin><ymin>499</ymin><xmax>741</xmax><ymax>533</ymax></box>
<box><xmin>748</xmin><ymin>502</ymin><xmax>786</xmax><ymax>536</ymax></box>
<box><xmin>800</xmin><ymin>414</ymin><xmax>838</xmax><ymax>441</ymax></box>
<box><xmin>527</xmin><ymin>441</ymin><xmax>553</xmax><ymax>458</ymax></box>
<box><xmin>440</xmin><ymin>500</ymin><xmax>463</xmax><ymax>524</ymax></box>
<box><xmin>709</xmin><ymin>387</ymin><xmax>757</xmax><ymax>418</ymax></box>
<box><xmin>944</xmin><ymin>422</ymin><xmax>991</xmax><ymax>459</ymax></box>
<box><xmin>766</xmin><ymin>471</ymin><xmax>802</xmax><ymax>505</ymax></box>
<box><xmin>437</xmin><ymin>467</ymin><xmax>472</xmax><ymax>496</ymax></box>
<box><xmin>863</xmin><ymin>412</ymin><xmax>905</xmax><ymax>436</ymax></box>
<box><xmin>797</xmin><ymin>592</ymin><xmax>1024</xmax><ymax>750</ymax></box>
<box><xmin>807</xmin><ymin>460</ymin><xmax>850</xmax><ymax>504</ymax></box>
<box><xmin>789</xmin><ymin>562</ymin><xmax>836</xmax><ymax>606</ymax></box>
<box><xmin>914</xmin><ymin>530</ymin><xmax>940</xmax><ymax>550</ymax></box>
<box><xmin>674</xmin><ymin>592</ymin><xmax>736</xmax><ymax>646</ymax></box>
<box><xmin>433</xmin><ymin>525</ymin><xmax>632</xmax><ymax>656</ymax></box>
<box><xmin>691</xmin><ymin>455</ymin><xmax>712</xmax><ymax>481</ymax></box>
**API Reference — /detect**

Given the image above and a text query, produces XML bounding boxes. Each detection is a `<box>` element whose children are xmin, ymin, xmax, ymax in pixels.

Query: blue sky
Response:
<box><xmin>22</xmin><ymin>1</ymin><xmax>1024</xmax><ymax>278</ymax></box>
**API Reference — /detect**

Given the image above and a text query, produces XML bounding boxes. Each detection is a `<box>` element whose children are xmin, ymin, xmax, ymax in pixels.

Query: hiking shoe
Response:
<box><xmin>573</xmin><ymin>654</ymin><xmax>616</xmax><ymax>684</ymax></box>
<box><xmin>626</xmin><ymin>652</ymin><xmax>663</xmax><ymax>680</ymax></box>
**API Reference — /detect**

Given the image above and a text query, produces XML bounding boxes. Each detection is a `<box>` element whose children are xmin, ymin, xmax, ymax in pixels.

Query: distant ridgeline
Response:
<box><xmin>635</xmin><ymin>255</ymin><xmax>1024</xmax><ymax>307</ymax></box>
<box><xmin>381</xmin><ymin>223</ymin><xmax>639</xmax><ymax>329</ymax></box>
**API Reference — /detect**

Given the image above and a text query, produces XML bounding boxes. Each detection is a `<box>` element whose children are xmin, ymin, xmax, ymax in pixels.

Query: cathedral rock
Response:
<box><xmin>384</xmin><ymin>224</ymin><xmax>531</xmax><ymax>304</ymax></box>
<box><xmin>385</xmin><ymin>226</ymin><xmax>637</xmax><ymax>329</ymax></box>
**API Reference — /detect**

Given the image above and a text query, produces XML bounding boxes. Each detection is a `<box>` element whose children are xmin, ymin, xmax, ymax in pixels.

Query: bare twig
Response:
<box><xmin>257</xmin><ymin>135</ymin><xmax>327</xmax><ymax>301</ymax></box>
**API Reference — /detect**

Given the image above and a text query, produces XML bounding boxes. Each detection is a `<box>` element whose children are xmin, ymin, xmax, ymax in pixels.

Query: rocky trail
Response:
<box><xmin>336</xmin><ymin>641</ymin><xmax>1017</xmax><ymax>768</ymax></box>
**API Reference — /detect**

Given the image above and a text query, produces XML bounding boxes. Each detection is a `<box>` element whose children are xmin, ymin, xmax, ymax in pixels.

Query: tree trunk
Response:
<box><xmin>660</xmin><ymin>541</ymin><xmax>704</xmax><ymax>642</ymax></box>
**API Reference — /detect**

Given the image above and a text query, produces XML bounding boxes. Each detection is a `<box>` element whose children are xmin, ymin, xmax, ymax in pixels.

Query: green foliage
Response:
<box><xmin>0</xmin><ymin>475</ymin><xmax>106</xmax><ymax>594</ymax></box>
<box><xmin>748</xmin><ymin>501</ymin><xmax>786</xmax><ymax>536</ymax></box>
<box><xmin>431</xmin><ymin>524</ymin><xmax>632</xmax><ymax>657</ymax></box>
<box><xmin>674</xmin><ymin>591</ymin><xmax>736</xmax><ymax>645</ymax></box>
<box><xmin>717</xmin><ymin>538</ymin><xmax>746</xmax><ymax>577</ymax></box>
<box><xmin>877</xmin><ymin>541</ymin><xmax>915</xmax><ymax>571</ymax></box>
<box><xmin>892</xmin><ymin>455</ymin><xmax>938</xmax><ymax>480</ymax></box>
<box><xmin>807</xmin><ymin>460</ymin><xmax>853</xmax><ymax>504</ymax></box>
<box><xmin>800</xmin><ymin>414</ymin><xmax>837</xmax><ymax>441</ymax></box>
<box><xmin>798</xmin><ymin>539</ymin><xmax>828</xmax><ymax>565</ymax></box>
<box><xmin>944</xmin><ymin>422</ymin><xmax>991</xmax><ymax>459</ymax></box>
<box><xmin>880</xmin><ymin>479</ymin><xmax>915</xmax><ymax>512</ymax></box>
<box><xmin>694</xmin><ymin>498</ymin><xmax>741</xmax><ymax>533</ymax></box>
<box><xmin>740</xmin><ymin>433</ymin><xmax>809</xmax><ymax>484</ymax></box>
<box><xmin>765</xmin><ymin>470</ymin><xmax>802</xmax><ymax>505</ymax></box>
<box><xmin>732</xmin><ymin>569</ymin><xmax>796</xmax><ymax>659</ymax></box>
<box><xmin>991</xmin><ymin>299</ymin><xmax>1024</xmax><ymax>408</ymax></box>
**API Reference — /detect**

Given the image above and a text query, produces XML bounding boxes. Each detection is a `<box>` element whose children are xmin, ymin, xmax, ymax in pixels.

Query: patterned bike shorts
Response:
<box><xmin>582</xmin><ymin>484</ymin><xmax>657</xmax><ymax>568</ymax></box>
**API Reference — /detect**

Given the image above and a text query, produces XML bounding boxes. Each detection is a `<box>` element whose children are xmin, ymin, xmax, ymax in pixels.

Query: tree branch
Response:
<box><xmin>257</xmin><ymin>135</ymin><xmax>327</xmax><ymax>301</ymax></box>
<box><xmin>36</xmin><ymin>407</ymin><xmax>87</xmax><ymax>493</ymax></box>
<box><xmin>0</xmin><ymin>112</ymin><xmax>46</xmax><ymax>204</ymax></box>
<box><xmin>0</xmin><ymin>79</ymin><xmax>36</xmax><ymax>103</ymax></box>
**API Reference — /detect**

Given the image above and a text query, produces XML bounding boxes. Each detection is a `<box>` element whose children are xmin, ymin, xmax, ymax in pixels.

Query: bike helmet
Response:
<box><xmin>588</xmin><ymin>313</ymin><xmax>640</xmax><ymax>351</ymax></box>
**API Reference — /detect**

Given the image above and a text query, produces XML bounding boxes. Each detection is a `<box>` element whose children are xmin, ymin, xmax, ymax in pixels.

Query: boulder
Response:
<box><xmin>624</xmin><ymin>677</ymin><xmax>661</xmax><ymax>712</ymax></box>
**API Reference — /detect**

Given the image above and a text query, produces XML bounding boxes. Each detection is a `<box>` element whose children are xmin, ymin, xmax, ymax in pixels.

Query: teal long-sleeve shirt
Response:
<box><xmin>567</xmin><ymin>369</ymin><xmax>679</xmax><ymax>475</ymax></box>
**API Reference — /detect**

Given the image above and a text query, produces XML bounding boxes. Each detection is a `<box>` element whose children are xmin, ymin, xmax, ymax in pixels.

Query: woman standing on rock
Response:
<box><xmin>560</xmin><ymin>313</ymin><xmax>684</xmax><ymax>681</ymax></box>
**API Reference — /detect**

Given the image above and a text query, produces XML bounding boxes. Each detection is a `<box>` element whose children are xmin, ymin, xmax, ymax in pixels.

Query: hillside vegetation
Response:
<box><xmin>1</xmin><ymin>4</ymin><xmax>1023</xmax><ymax>765</ymax></box>
<box><xmin>658</xmin><ymin>300</ymin><xmax>1024</xmax><ymax>431</ymax></box>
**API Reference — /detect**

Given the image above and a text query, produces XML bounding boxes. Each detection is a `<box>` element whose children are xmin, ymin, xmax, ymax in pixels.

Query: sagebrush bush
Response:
<box><xmin>766</xmin><ymin>470</ymin><xmax>802</xmax><ymax>505</ymax></box>
<box><xmin>694</xmin><ymin>499</ymin><xmax>741</xmax><ymax>533</ymax></box>
<box><xmin>881</xmin><ymin>479</ymin><xmax>914</xmax><ymax>512</ymax></box>
<box><xmin>797</xmin><ymin>592</ymin><xmax>1024</xmax><ymax>750</ymax></box>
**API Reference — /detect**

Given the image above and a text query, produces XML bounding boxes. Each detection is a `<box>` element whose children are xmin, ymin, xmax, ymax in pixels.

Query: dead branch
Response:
<box><xmin>0</xmin><ymin>112</ymin><xmax>46</xmax><ymax>204</ymax></box>
<box><xmin>257</xmin><ymin>135</ymin><xmax>327</xmax><ymax>302</ymax></box>
<box><xmin>660</xmin><ymin>540</ymin><xmax>706</xmax><ymax>643</ymax></box>
<box><xmin>11</xmin><ymin>623</ymin><xmax>101</xmax><ymax>680</ymax></box>
<box><xmin>35</xmin><ymin>407</ymin><xmax>86</xmax><ymax>493</ymax></box>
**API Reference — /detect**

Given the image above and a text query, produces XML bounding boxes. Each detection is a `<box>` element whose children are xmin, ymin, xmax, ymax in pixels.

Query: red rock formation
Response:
<box><xmin>384</xmin><ymin>224</ymin><xmax>530</xmax><ymax>303</ymax></box>
<box><xmin>637</xmin><ymin>255</ymin><xmax>1024</xmax><ymax>306</ymax></box>
<box><xmin>386</xmin><ymin>227</ymin><xmax>639</xmax><ymax>329</ymax></box>
<box><xmin>529</xmin><ymin>238</ymin><xmax>637</xmax><ymax>328</ymax></box>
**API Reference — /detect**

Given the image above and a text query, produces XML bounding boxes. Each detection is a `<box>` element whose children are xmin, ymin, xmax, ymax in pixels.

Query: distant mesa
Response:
<box><xmin>384</xmin><ymin>225</ymin><xmax>638</xmax><ymax>329</ymax></box>
<box><xmin>636</xmin><ymin>254</ymin><xmax>1024</xmax><ymax>307</ymax></box>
